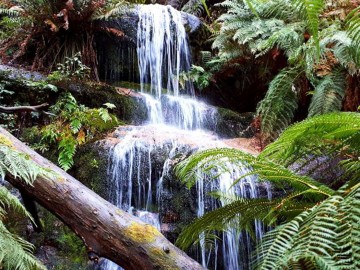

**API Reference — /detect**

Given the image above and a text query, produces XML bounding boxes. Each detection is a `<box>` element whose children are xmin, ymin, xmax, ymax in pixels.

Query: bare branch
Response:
<box><xmin>0</xmin><ymin>103</ymin><xmax>49</xmax><ymax>113</ymax></box>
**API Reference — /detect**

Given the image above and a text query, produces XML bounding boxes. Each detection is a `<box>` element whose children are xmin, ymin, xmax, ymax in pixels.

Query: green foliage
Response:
<box><xmin>308</xmin><ymin>68</ymin><xmax>346</xmax><ymax>117</ymax></box>
<box><xmin>0</xmin><ymin>142</ymin><xmax>46</xmax><ymax>270</ymax></box>
<box><xmin>0</xmin><ymin>222</ymin><xmax>45</xmax><ymax>270</ymax></box>
<box><xmin>179</xmin><ymin>65</ymin><xmax>212</xmax><ymax>90</ymax></box>
<box><xmin>211</xmin><ymin>0</ymin><xmax>360</xmax><ymax>142</ymax></box>
<box><xmin>40</xmin><ymin>210</ymin><xmax>87</xmax><ymax>269</ymax></box>
<box><xmin>181</xmin><ymin>0</ymin><xmax>210</xmax><ymax>17</ymax></box>
<box><xmin>346</xmin><ymin>7</ymin><xmax>360</xmax><ymax>66</ymax></box>
<box><xmin>261</xmin><ymin>112</ymin><xmax>360</xmax><ymax>186</ymax></box>
<box><xmin>0</xmin><ymin>143</ymin><xmax>48</xmax><ymax>184</ymax></box>
<box><xmin>261</xmin><ymin>112</ymin><xmax>360</xmax><ymax>165</ymax></box>
<box><xmin>253</xmin><ymin>183</ymin><xmax>360</xmax><ymax>269</ymax></box>
<box><xmin>53</xmin><ymin>52</ymin><xmax>91</xmax><ymax>80</ymax></box>
<box><xmin>256</xmin><ymin>68</ymin><xmax>300</xmax><ymax>141</ymax></box>
<box><xmin>294</xmin><ymin>0</ymin><xmax>324</xmax><ymax>56</ymax></box>
<box><xmin>33</xmin><ymin>93</ymin><xmax>118</xmax><ymax>170</ymax></box>
<box><xmin>175</xmin><ymin>112</ymin><xmax>359</xmax><ymax>268</ymax></box>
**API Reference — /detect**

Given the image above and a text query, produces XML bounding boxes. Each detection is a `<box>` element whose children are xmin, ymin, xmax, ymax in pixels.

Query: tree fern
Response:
<box><xmin>308</xmin><ymin>68</ymin><xmax>346</xmax><ymax>117</ymax></box>
<box><xmin>256</xmin><ymin>68</ymin><xmax>301</xmax><ymax>142</ymax></box>
<box><xmin>253</xmin><ymin>182</ymin><xmax>360</xmax><ymax>269</ymax></box>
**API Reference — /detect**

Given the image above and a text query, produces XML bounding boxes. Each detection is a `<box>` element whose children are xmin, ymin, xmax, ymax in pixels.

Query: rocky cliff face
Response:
<box><xmin>94</xmin><ymin>4</ymin><xmax>210</xmax><ymax>84</ymax></box>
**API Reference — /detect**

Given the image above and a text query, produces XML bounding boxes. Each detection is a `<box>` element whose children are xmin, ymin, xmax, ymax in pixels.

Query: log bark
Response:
<box><xmin>0</xmin><ymin>127</ymin><xmax>204</xmax><ymax>270</ymax></box>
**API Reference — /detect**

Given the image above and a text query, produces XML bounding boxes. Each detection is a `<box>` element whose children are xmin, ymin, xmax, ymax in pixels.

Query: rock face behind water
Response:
<box><xmin>94</xmin><ymin>4</ymin><xmax>210</xmax><ymax>83</ymax></box>
<box><xmin>95</xmin><ymin>4</ymin><xmax>203</xmax><ymax>45</ymax></box>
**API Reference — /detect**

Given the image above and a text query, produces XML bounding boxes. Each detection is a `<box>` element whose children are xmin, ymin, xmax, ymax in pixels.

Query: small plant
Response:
<box><xmin>179</xmin><ymin>65</ymin><xmax>212</xmax><ymax>91</ymax></box>
<box><xmin>32</xmin><ymin>93</ymin><xmax>118</xmax><ymax>170</ymax></box>
<box><xmin>52</xmin><ymin>52</ymin><xmax>91</xmax><ymax>80</ymax></box>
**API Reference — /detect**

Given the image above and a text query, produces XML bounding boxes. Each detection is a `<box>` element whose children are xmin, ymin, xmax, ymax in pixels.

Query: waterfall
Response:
<box><xmin>196</xmin><ymin>165</ymin><xmax>272</xmax><ymax>270</ymax></box>
<box><xmin>137</xmin><ymin>4</ymin><xmax>194</xmax><ymax>98</ymax></box>
<box><xmin>101</xmin><ymin>4</ymin><xmax>268</xmax><ymax>270</ymax></box>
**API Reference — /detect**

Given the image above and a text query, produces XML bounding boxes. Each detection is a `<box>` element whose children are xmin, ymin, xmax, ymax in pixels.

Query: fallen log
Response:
<box><xmin>0</xmin><ymin>127</ymin><xmax>204</xmax><ymax>270</ymax></box>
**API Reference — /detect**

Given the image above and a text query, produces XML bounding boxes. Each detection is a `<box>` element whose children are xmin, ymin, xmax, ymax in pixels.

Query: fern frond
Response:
<box><xmin>57</xmin><ymin>136</ymin><xmax>77</xmax><ymax>171</ymax></box>
<box><xmin>0</xmin><ymin>144</ymin><xmax>45</xmax><ymax>184</ymax></box>
<box><xmin>293</xmin><ymin>0</ymin><xmax>324</xmax><ymax>57</ymax></box>
<box><xmin>176</xmin><ymin>187</ymin><xmax>330</xmax><ymax>251</ymax></box>
<box><xmin>253</xmin><ymin>184</ymin><xmax>360</xmax><ymax>269</ymax></box>
<box><xmin>256</xmin><ymin>67</ymin><xmax>301</xmax><ymax>142</ymax></box>
<box><xmin>261</xmin><ymin>0</ymin><xmax>300</xmax><ymax>21</ymax></box>
<box><xmin>320</xmin><ymin>29</ymin><xmax>354</xmax><ymax>72</ymax></box>
<box><xmin>308</xmin><ymin>68</ymin><xmax>346</xmax><ymax>117</ymax></box>
<box><xmin>176</xmin><ymin>147</ymin><xmax>334</xmax><ymax>196</ymax></box>
<box><xmin>256</xmin><ymin>22</ymin><xmax>305</xmax><ymax>57</ymax></box>
<box><xmin>0</xmin><ymin>222</ymin><xmax>46</xmax><ymax>270</ymax></box>
<box><xmin>176</xmin><ymin>197</ymin><xmax>275</xmax><ymax>250</ymax></box>
<box><xmin>0</xmin><ymin>8</ymin><xmax>20</xmax><ymax>17</ymax></box>
<box><xmin>261</xmin><ymin>112</ymin><xmax>360</xmax><ymax>165</ymax></box>
<box><xmin>0</xmin><ymin>187</ymin><xmax>31</xmax><ymax>220</ymax></box>
<box><xmin>346</xmin><ymin>7</ymin><xmax>360</xmax><ymax>67</ymax></box>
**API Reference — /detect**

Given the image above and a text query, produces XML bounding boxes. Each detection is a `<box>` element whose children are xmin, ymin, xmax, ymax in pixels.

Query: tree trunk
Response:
<box><xmin>0</xmin><ymin>127</ymin><xmax>204</xmax><ymax>270</ymax></box>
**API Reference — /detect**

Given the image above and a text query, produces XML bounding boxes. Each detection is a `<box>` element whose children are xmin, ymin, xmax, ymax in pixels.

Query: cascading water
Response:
<box><xmin>101</xmin><ymin>4</ymin><xmax>268</xmax><ymax>270</ymax></box>
<box><xmin>196</xmin><ymin>165</ymin><xmax>272</xmax><ymax>270</ymax></box>
<box><xmin>137</xmin><ymin>4</ymin><xmax>193</xmax><ymax>97</ymax></box>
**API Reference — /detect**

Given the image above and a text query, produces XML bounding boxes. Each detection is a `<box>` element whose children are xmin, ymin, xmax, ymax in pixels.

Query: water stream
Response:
<box><xmin>101</xmin><ymin>4</ymin><xmax>268</xmax><ymax>270</ymax></box>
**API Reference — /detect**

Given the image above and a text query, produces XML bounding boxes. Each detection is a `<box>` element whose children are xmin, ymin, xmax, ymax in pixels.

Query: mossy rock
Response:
<box><xmin>215</xmin><ymin>108</ymin><xmax>255</xmax><ymax>138</ymax></box>
<box><xmin>71</xmin><ymin>141</ymin><xmax>109</xmax><ymax>198</ymax></box>
<box><xmin>56</xmin><ymin>80</ymin><xmax>148</xmax><ymax>124</ymax></box>
<box><xmin>0</xmin><ymin>67</ymin><xmax>148</xmax><ymax>125</ymax></box>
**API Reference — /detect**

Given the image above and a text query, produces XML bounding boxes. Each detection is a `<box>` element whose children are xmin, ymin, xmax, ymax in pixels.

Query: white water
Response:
<box><xmin>137</xmin><ymin>4</ymin><xmax>193</xmax><ymax>98</ymax></box>
<box><xmin>102</xmin><ymin>4</ymin><xmax>269</xmax><ymax>270</ymax></box>
<box><xmin>196</xmin><ymin>164</ymin><xmax>271</xmax><ymax>270</ymax></box>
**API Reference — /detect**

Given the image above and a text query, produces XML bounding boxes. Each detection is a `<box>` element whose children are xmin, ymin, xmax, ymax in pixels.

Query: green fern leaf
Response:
<box><xmin>346</xmin><ymin>7</ymin><xmax>360</xmax><ymax>67</ymax></box>
<box><xmin>253</xmin><ymin>183</ymin><xmax>360</xmax><ymax>269</ymax></box>
<box><xmin>293</xmin><ymin>0</ymin><xmax>324</xmax><ymax>58</ymax></box>
<box><xmin>256</xmin><ymin>67</ymin><xmax>301</xmax><ymax>142</ymax></box>
<box><xmin>308</xmin><ymin>68</ymin><xmax>346</xmax><ymax>117</ymax></box>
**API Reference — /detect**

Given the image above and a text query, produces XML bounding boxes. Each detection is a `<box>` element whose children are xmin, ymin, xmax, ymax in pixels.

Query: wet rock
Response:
<box><xmin>94</xmin><ymin>4</ymin><xmax>204</xmax><ymax>47</ymax></box>
<box><xmin>290</xmin><ymin>156</ymin><xmax>345</xmax><ymax>189</ymax></box>
<box><xmin>94</xmin><ymin>4</ymin><xmax>210</xmax><ymax>83</ymax></box>
<box><xmin>214</xmin><ymin>109</ymin><xmax>255</xmax><ymax>138</ymax></box>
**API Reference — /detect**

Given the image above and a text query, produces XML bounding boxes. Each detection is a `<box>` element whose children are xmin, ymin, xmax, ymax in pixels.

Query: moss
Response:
<box><xmin>40</xmin><ymin>209</ymin><xmax>88</xmax><ymax>269</ymax></box>
<box><xmin>0</xmin><ymin>134</ymin><xmax>13</xmax><ymax>147</ymax></box>
<box><xmin>125</xmin><ymin>222</ymin><xmax>162</xmax><ymax>243</ymax></box>
<box><xmin>150</xmin><ymin>247</ymin><xmax>164</xmax><ymax>257</ymax></box>
<box><xmin>71</xmin><ymin>143</ymin><xmax>108</xmax><ymax>197</ymax></box>
<box><xmin>148</xmin><ymin>247</ymin><xmax>180</xmax><ymax>270</ymax></box>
